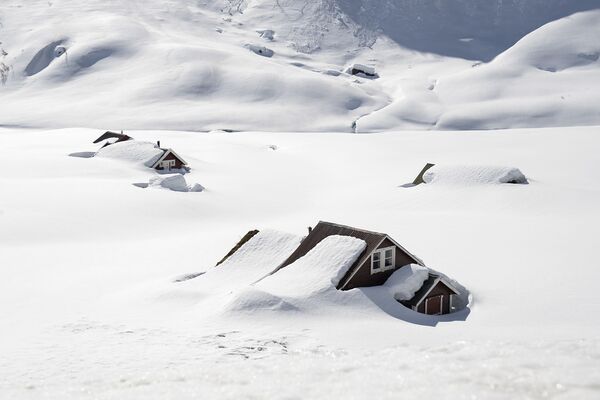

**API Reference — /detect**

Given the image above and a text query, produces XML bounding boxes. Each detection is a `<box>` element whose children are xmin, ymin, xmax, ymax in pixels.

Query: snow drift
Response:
<box><xmin>170</xmin><ymin>230</ymin><xmax>303</xmax><ymax>307</ymax></box>
<box><xmin>226</xmin><ymin>235</ymin><xmax>367</xmax><ymax>312</ymax></box>
<box><xmin>143</xmin><ymin>174</ymin><xmax>204</xmax><ymax>193</ymax></box>
<box><xmin>383</xmin><ymin>264</ymin><xmax>429</xmax><ymax>301</ymax></box>
<box><xmin>434</xmin><ymin>10</ymin><xmax>600</xmax><ymax>130</ymax></box>
<box><xmin>95</xmin><ymin>140</ymin><xmax>163</xmax><ymax>168</ymax></box>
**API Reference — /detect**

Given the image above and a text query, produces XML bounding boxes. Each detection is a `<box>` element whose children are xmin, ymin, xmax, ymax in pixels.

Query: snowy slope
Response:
<box><xmin>159</xmin><ymin>230</ymin><xmax>303</xmax><ymax>310</ymax></box>
<box><xmin>1</xmin><ymin>1</ymin><xmax>599</xmax><ymax>131</ymax></box>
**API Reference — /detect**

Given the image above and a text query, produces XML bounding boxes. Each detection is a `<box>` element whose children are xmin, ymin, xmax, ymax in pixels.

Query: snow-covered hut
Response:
<box><xmin>150</xmin><ymin>141</ymin><xmax>188</xmax><ymax>171</ymax></box>
<box><xmin>346</xmin><ymin>63</ymin><xmax>378</xmax><ymax>79</ymax></box>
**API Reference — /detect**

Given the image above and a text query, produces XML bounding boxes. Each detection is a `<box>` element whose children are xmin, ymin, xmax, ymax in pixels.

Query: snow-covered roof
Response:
<box><xmin>383</xmin><ymin>264</ymin><xmax>429</xmax><ymax>301</ymax></box>
<box><xmin>277</xmin><ymin>221</ymin><xmax>425</xmax><ymax>290</ymax></box>
<box><xmin>95</xmin><ymin>140</ymin><xmax>164</xmax><ymax>167</ymax></box>
<box><xmin>423</xmin><ymin>165</ymin><xmax>528</xmax><ymax>185</ymax></box>
<box><xmin>256</xmin><ymin>235</ymin><xmax>367</xmax><ymax>297</ymax></box>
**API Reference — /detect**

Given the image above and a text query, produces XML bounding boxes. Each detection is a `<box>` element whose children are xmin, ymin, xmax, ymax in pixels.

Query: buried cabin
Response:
<box><xmin>272</xmin><ymin>221</ymin><xmax>461</xmax><ymax>315</ymax></box>
<box><xmin>150</xmin><ymin>141</ymin><xmax>188</xmax><ymax>171</ymax></box>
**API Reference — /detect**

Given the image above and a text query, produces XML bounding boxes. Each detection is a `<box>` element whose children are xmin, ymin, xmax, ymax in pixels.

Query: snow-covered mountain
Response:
<box><xmin>1</xmin><ymin>0</ymin><xmax>599</xmax><ymax>131</ymax></box>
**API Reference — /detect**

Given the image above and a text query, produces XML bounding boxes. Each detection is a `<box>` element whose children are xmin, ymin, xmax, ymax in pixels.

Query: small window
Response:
<box><xmin>372</xmin><ymin>252</ymin><xmax>381</xmax><ymax>270</ymax></box>
<box><xmin>384</xmin><ymin>249</ymin><xmax>393</xmax><ymax>267</ymax></box>
<box><xmin>370</xmin><ymin>247</ymin><xmax>395</xmax><ymax>274</ymax></box>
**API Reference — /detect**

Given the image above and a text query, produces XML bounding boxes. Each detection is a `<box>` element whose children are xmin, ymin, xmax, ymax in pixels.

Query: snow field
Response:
<box><xmin>2</xmin><ymin>125</ymin><xmax>599</xmax><ymax>400</ymax></box>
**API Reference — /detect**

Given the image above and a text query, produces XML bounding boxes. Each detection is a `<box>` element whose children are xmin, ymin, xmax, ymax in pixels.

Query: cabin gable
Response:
<box><xmin>161</xmin><ymin>151</ymin><xmax>186</xmax><ymax>169</ymax></box>
<box><xmin>405</xmin><ymin>278</ymin><xmax>460</xmax><ymax>315</ymax></box>
<box><xmin>341</xmin><ymin>238</ymin><xmax>420</xmax><ymax>290</ymax></box>
<box><xmin>152</xmin><ymin>149</ymin><xmax>188</xmax><ymax>170</ymax></box>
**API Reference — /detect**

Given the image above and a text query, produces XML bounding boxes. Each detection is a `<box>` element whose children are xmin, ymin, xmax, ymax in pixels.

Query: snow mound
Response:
<box><xmin>165</xmin><ymin>230</ymin><xmax>303</xmax><ymax>310</ymax></box>
<box><xmin>383</xmin><ymin>264</ymin><xmax>429</xmax><ymax>301</ymax></box>
<box><xmin>435</xmin><ymin>10</ymin><xmax>600</xmax><ymax>130</ymax></box>
<box><xmin>493</xmin><ymin>11</ymin><xmax>600</xmax><ymax>72</ymax></box>
<box><xmin>68</xmin><ymin>151</ymin><xmax>96</xmax><ymax>158</ymax></box>
<box><xmin>146</xmin><ymin>174</ymin><xmax>203</xmax><ymax>193</ymax></box>
<box><xmin>225</xmin><ymin>288</ymin><xmax>298</xmax><ymax>312</ymax></box>
<box><xmin>256</xmin><ymin>29</ymin><xmax>275</xmax><ymax>41</ymax></box>
<box><xmin>423</xmin><ymin>165</ymin><xmax>528</xmax><ymax>185</ymax></box>
<box><xmin>256</xmin><ymin>235</ymin><xmax>366</xmax><ymax>298</ymax></box>
<box><xmin>244</xmin><ymin>44</ymin><xmax>274</xmax><ymax>57</ymax></box>
<box><xmin>96</xmin><ymin>140</ymin><xmax>163</xmax><ymax>167</ymax></box>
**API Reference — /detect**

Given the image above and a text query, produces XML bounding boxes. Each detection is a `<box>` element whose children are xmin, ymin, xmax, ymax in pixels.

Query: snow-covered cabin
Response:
<box><xmin>276</xmin><ymin>221</ymin><xmax>425</xmax><ymax>290</ymax></box>
<box><xmin>93</xmin><ymin>131</ymin><xmax>132</xmax><ymax>148</ymax></box>
<box><xmin>150</xmin><ymin>141</ymin><xmax>188</xmax><ymax>171</ymax></box>
<box><xmin>346</xmin><ymin>63</ymin><xmax>378</xmax><ymax>79</ymax></box>
<box><xmin>217</xmin><ymin>221</ymin><xmax>462</xmax><ymax>315</ymax></box>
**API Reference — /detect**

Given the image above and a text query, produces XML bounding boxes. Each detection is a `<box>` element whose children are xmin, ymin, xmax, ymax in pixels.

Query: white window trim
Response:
<box><xmin>161</xmin><ymin>159</ymin><xmax>176</xmax><ymax>169</ymax></box>
<box><xmin>370</xmin><ymin>246</ymin><xmax>396</xmax><ymax>274</ymax></box>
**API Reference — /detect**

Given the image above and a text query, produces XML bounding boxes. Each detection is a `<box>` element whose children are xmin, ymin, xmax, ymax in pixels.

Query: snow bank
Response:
<box><xmin>423</xmin><ymin>165</ymin><xmax>528</xmax><ymax>185</ymax></box>
<box><xmin>144</xmin><ymin>174</ymin><xmax>203</xmax><ymax>193</ymax></box>
<box><xmin>226</xmin><ymin>287</ymin><xmax>298</xmax><ymax>312</ymax></box>
<box><xmin>168</xmin><ymin>230</ymin><xmax>303</xmax><ymax>310</ymax></box>
<box><xmin>383</xmin><ymin>264</ymin><xmax>429</xmax><ymax>301</ymax></box>
<box><xmin>96</xmin><ymin>140</ymin><xmax>163</xmax><ymax>167</ymax></box>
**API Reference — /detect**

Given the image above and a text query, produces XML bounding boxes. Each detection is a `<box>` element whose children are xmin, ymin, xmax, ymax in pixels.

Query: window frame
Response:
<box><xmin>370</xmin><ymin>246</ymin><xmax>396</xmax><ymax>274</ymax></box>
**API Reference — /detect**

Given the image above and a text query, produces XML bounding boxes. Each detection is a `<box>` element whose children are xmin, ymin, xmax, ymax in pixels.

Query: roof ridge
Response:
<box><xmin>318</xmin><ymin>220</ymin><xmax>386</xmax><ymax>237</ymax></box>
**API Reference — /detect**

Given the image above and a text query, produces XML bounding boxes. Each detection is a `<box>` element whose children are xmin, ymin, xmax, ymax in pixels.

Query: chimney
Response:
<box><xmin>157</xmin><ymin>140</ymin><xmax>161</xmax><ymax>148</ymax></box>
<box><xmin>307</xmin><ymin>226</ymin><xmax>313</xmax><ymax>234</ymax></box>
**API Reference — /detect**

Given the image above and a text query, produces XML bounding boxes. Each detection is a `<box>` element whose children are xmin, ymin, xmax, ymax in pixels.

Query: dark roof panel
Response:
<box><xmin>93</xmin><ymin>131</ymin><xmax>132</xmax><ymax>144</ymax></box>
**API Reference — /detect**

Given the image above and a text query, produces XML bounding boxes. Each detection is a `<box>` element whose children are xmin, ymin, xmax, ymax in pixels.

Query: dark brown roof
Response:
<box><xmin>275</xmin><ymin>221</ymin><xmax>423</xmax><ymax>289</ymax></box>
<box><xmin>93</xmin><ymin>131</ymin><xmax>132</xmax><ymax>144</ymax></box>
<box><xmin>413</xmin><ymin>163</ymin><xmax>435</xmax><ymax>185</ymax></box>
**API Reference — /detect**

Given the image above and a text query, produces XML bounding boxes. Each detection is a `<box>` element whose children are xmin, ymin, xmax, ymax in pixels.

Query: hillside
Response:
<box><xmin>0</xmin><ymin>0</ymin><xmax>599</xmax><ymax>131</ymax></box>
